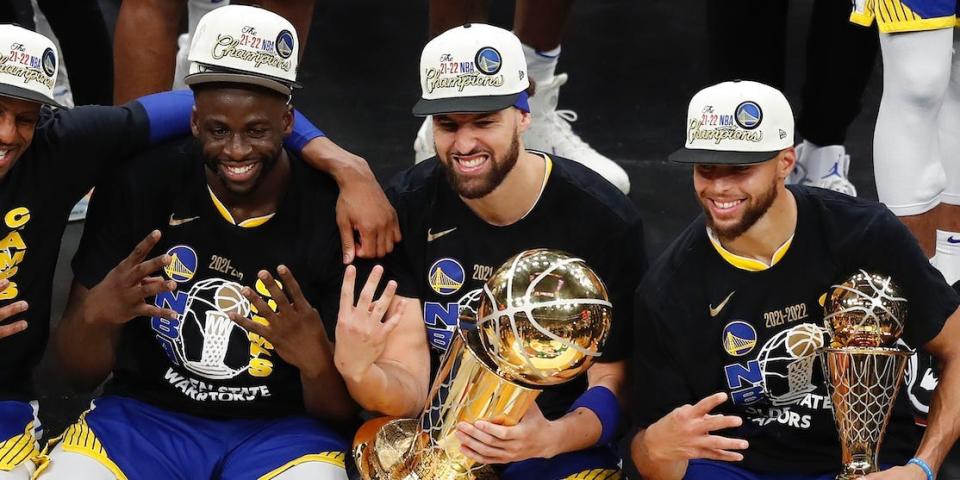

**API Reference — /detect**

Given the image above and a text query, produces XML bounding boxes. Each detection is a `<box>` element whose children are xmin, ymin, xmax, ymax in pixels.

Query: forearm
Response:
<box><xmin>914</xmin><ymin>356</ymin><xmax>960</xmax><ymax>471</ymax></box>
<box><xmin>300</xmin><ymin>368</ymin><xmax>358</xmax><ymax>421</ymax></box>
<box><xmin>344</xmin><ymin>360</ymin><xmax>425</xmax><ymax>417</ymax></box>
<box><xmin>53</xmin><ymin>302</ymin><xmax>121</xmax><ymax>391</ymax></box>
<box><xmin>632</xmin><ymin>428</ymin><xmax>687</xmax><ymax>480</ymax></box>
<box><xmin>548</xmin><ymin>407</ymin><xmax>603</xmax><ymax>457</ymax></box>
<box><xmin>300</xmin><ymin>137</ymin><xmax>375</xmax><ymax>185</ymax></box>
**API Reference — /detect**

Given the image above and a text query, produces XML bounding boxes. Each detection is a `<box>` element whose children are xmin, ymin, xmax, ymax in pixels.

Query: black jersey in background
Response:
<box><xmin>372</xmin><ymin>154</ymin><xmax>647</xmax><ymax>420</ymax></box>
<box><xmin>72</xmin><ymin>138</ymin><xmax>344</xmax><ymax>419</ymax></box>
<box><xmin>0</xmin><ymin>104</ymin><xmax>149</xmax><ymax>398</ymax></box>
<box><xmin>631</xmin><ymin>185</ymin><xmax>959</xmax><ymax>474</ymax></box>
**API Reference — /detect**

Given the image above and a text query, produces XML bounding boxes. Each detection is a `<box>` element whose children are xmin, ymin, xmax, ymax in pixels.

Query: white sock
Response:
<box><xmin>522</xmin><ymin>43</ymin><xmax>561</xmax><ymax>84</ymax></box>
<box><xmin>934</xmin><ymin>229</ymin><xmax>960</xmax><ymax>286</ymax></box>
<box><xmin>799</xmin><ymin>140</ymin><xmax>847</xmax><ymax>181</ymax></box>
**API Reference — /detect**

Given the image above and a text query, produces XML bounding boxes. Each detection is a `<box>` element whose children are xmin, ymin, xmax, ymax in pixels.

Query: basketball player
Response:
<box><xmin>627</xmin><ymin>80</ymin><xmax>960</xmax><ymax>480</ymax></box>
<box><xmin>369</xmin><ymin>24</ymin><xmax>646</xmax><ymax>479</ymax></box>
<box><xmin>42</xmin><ymin>7</ymin><xmax>428</xmax><ymax>479</ymax></box>
<box><xmin>850</xmin><ymin>0</ymin><xmax>960</xmax><ymax>285</ymax></box>
<box><xmin>0</xmin><ymin>20</ymin><xmax>397</xmax><ymax>478</ymax></box>
<box><xmin>411</xmin><ymin>0</ymin><xmax>632</xmax><ymax>194</ymax></box>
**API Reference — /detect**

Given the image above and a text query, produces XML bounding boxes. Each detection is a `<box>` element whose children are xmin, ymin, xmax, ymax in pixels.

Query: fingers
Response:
<box><xmin>457</xmin><ymin>424</ymin><xmax>511</xmax><ymax>464</ymax></box>
<box><xmin>357</xmin><ymin>266</ymin><xmax>383</xmax><ymax>311</ymax></box>
<box><xmin>701</xmin><ymin>413</ymin><xmax>743</xmax><ymax>432</ymax></box>
<box><xmin>139</xmin><ymin>279</ymin><xmax>177</xmax><ymax>298</ymax></box>
<box><xmin>697</xmin><ymin>434</ymin><xmax>749</xmax><ymax>452</ymax></box>
<box><xmin>121</xmin><ymin>230</ymin><xmax>162</xmax><ymax>269</ymax></box>
<box><xmin>377</xmin><ymin>227</ymin><xmax>390</xmax><ymax>257</ymax></box>
<box><xmin>337</xmin><ymin>211</ymin><xmax>355</xmax><ymax>264</ymax></box>
<box><xmin>369</xmin><ymin>281</ymin><xmax>397</xmax><ymax>323</ymax></box>
<box><xmin>0</xmin><ymin>300</ymin><xmax>28</xmax><ymax>322</ymax></box>
<box><xmin>257</xmin><ymin>271</ymin><xmax>290</xmax><ymax>308</ymax></box>
<box><xmin>276</xmin><ymin>265</ymin><xmax>307</xmax><ymax>310</ymax></box>
<box><xmin>0</xmin><ymin>279</ymin><xmax>9</xmax><ymax>292</ymax></box>
<box><xmin>692</xmin><ymin>392</ymin><xmax>729</xmax><ymax>416</ymax></box>
<box><xmin>229</xmin><ymin>312</ymin><xmax>270</xmax><ymax>339</ymax></box>
<box><xmin>339</xmin><ymin>266</ymin><xmax>357</xmax><ymax>314</ymax></box>
<box><xmin>390</xmin><ymin>211</ymin><xmax>402</xmax><ymax>243</ymax></box>
<box><xmin>129</xmin><ymin>253</ymin><xmax>171</xmax><ymax>285</ymax></box>
<box><xmin>241</xmin><ymin>286</ymin><xmax>278</xmax><ymax>324</ymax></box>
<box><xmin>136</xmin><ymin>304</ymin><xmax>179</xmax><ymax>320</ymax></box>
<box><xmin>0</xmin><ymin>320</ymin><xmax>27</xmax><ymax>339</ymax></box>
<box><xmin>472</xmin><ymin>420</ymin><xmax>514</xmax><ymax>441</ymax></box>
<box><xmin>693</xmin><ymin>447</ymin><xmax>744</xmax><ymax>462</ymax></box>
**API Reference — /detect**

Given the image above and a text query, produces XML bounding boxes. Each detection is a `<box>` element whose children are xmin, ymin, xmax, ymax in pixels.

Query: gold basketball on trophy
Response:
<box><xmin>476</xmin><ymin>249</ymin><xmax>613</xmax><ymax>386</ymax></box>
<box><xmin>823</xmin><ymin>270</ymin><xmax>907</xmax><ymax>348</ymax></box>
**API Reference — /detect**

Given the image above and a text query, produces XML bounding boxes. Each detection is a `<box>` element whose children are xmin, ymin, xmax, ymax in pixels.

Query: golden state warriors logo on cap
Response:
<box><xmin>164</xmin><ymin>245</ymin><xmax>198</xmax><ymax>283</ymax></box>
<box><xmin>275</xmin><ymin>29</ymin><xmax>294</xmax><ymax>59</ymax></box>
<box><xmin>722</xmin><ymin>320</ymin><xmax>757</xmax><ymax>357</ymax></box>
<box><xmin>428</xmin><ymin>258</ymin><xmax>465</xmax><ymax>295</ymax></box>
<box><xmin>475</xmin><ymin>47</ymin><xmax>502</xmax><ymax>75</ymax></box>
<box><xmin>41</xmin><ymin>48</ymin><xmax>55</xmax><ymax>78</ymax></box>
<box><xmin>735</xmin><ymin>101</ymin><xmax>762</xmax><ymax>130</ymax></box>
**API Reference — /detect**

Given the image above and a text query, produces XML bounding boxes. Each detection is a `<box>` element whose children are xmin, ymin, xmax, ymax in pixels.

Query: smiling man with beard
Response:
<box><xmin>627</xmin><ymin>81</ymin><xmax>960</xmax><ymax>480</ymax></box>
<box><xmin>42</xmin><ymin>7</ymin><xmax>429</xmax><ymax>479</ymax></box>
<box><xmin>361</xmin><ymin>24</ymin><xmax>647</xmax><ymax>479</ymax></box>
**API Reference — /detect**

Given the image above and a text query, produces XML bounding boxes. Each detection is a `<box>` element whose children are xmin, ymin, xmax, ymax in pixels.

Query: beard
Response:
<box><xmin>442</xmin><ymin>131</ymin><xmax>520</xmax><ymax>199</ymax></box>
<box><xmin>701</xmin><ymin>176</ymin><xmax>779</xmax><ymax>241</ymax></box>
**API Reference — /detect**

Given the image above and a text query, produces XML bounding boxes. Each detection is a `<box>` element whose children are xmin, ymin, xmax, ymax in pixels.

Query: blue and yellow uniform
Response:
<box><xmin>851</xmin><ymin>0</ymin><xmax>960</xmax><ymax>32</ymax></box>
<box><xmin>55</xmin><ymin>138</ymin><xmax>349</xmax><ymax>479</ymax></box>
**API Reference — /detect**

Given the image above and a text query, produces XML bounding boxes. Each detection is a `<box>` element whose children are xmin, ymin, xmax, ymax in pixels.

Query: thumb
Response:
<box><xmin>337</xmin><ymin>214</ymin><xmax>355</xmax><ymax>264</ymax></box>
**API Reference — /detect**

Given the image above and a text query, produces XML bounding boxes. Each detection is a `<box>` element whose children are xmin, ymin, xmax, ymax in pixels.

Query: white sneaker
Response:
<box><xmin>523</xmin><ymin>74</ymin><xmax>630</xmax><ymax>193</ymax></box>
<box><xmin>413</xmin><ymin>115</ymin><xmax>435</xmax><ymax>163</ymax></box>
<box><xmin>795</xmin><ymin>143</ymin><xmax>857</xmax><ymax>197</ymax></box>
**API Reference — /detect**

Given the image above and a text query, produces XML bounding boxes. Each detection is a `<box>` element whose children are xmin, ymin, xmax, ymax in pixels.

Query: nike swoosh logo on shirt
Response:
<box><xmin>427</xmin><ymin>227</ymin><xmax>457</xmax><ymax>242</ymax></box>
<box><xmin>169</xmin><ymin>214</ymin><xmax>200</xmax><ymax>226</ymax></box>
<box><xmin>948</xmin><ymin>236</ymin><xmax>960</xmax><ymax>244</ymax></box>
<box><xmin>709</xmin><ymin>291</ymin><xmax>735</xmax><ymax>317</ymax></box>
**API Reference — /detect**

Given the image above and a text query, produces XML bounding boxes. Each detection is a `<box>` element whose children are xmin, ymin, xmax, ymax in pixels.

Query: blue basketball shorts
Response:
<box><xmin>0</xmin><ymin>401</ymin><xmax>40</xmax><ymax>471</ymax></box>
<box><xmin>46</xmin><ymin>396</ymin><xmax>348</xmax><ymax>480</ymax></box>
<box><xmin>852</xmin><ymin>0</ymin><xmax>960</xmax><ymax>32</ymax></box>
<box><xmin>499</xmin><ymin>444</ymin><xmax>622</xmax><ymax>480</ymax></box>
<box><xmin>683</xmin><ymin>459</ymin><xmax>895</xmax><ymax>480</ymax></box>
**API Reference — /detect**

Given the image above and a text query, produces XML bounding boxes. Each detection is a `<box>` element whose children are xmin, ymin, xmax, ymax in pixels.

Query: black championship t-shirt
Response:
<box><xmin>632</xmin><ymin>185</ymin><xmax>959</xmax><ymax>474</ymax></box>
<box><xmin>73</xmin><ymin>138</ymin><xmax>343</xmax><ymax>419</ymax></box>
<box><xmin>0</xmin><ymin>104</ymin><xmax>149</xmax><ymax>398</ymax></box>
<box><xmin>376</xmin><ymin>154</ymin><xmax>647</xmax><ymax>420</ymax></box>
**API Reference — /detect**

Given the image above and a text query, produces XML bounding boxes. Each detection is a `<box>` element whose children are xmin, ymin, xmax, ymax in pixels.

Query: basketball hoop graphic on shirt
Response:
<box><xmin>758</xmin><ymin>323</ymin><xmax>826</xmax><ymax>406</ymax></box>
<box><xmin>175</xmin><ymin>278</ymin><xmax>252</xmax><ymax>380</ymax></box>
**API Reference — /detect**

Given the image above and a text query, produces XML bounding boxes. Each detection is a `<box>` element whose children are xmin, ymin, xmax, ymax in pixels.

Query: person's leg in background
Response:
<box><xmin>791</xmin><ymin>0</ymin><xmax>879</xmax><ymax>196</ymax></box>
<box><xmin>173</xmin><ymin>0</ymin><xmax>227</xmax><ymax>90</ymax></box>
<box><xmin>705</xmin><ymin>0</ymin><xmax>788</xmax><ymax>90</ymax></box>
<box><xmin>933</xmin><ymin>32</ymin><xmax>960</xmax><ymax>287</ymax></box>
<box><xmin>112</xmin><ymin>0</ymin><xmax>184</xmax><ymax>104</ymax></box>
<box><xmin>36</xmin><ymin>0</ymin><xmax>113</xmax><ymax>106</ymax></box>
<box><xmin>873</xmin><ymin>28</ymin><xmax>954</xmax><ymax>257</ymax></box>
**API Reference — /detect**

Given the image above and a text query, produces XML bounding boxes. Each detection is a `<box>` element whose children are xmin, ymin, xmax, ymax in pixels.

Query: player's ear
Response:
<box><xmin>517</xmin><ymin>108</ymin><xmax>532</xmax><ymax>133</ymax></box>
<box><xmin>778</xmin><ymin>147</ymin><xmax>796</xmax><ymax>182</ymax></box>
<box><xmin>281</xmin><ymin>105</ymin><xmax>293</xmax><ymax>137</ymax></box>
<box><xmin>190</xmin><ymin>106</ymin><xmax>200</xmax><ymax>137</ymax></box>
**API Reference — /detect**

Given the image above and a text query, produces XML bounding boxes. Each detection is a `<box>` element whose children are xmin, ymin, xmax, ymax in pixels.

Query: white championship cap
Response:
<box><xmin>0</xmin><ymin>24</ymin><xmax>62</xmax><ymax>108</ymax></box>
<box><xmin>185</xmin><ymin>5</ymin><xmax>300</xmax><ymax>96</ymax></box>
<box><xmin>670</xmin><ymin>80</ymin><xmax>794</xmax><ymax>165</ymax></box>
<box><xmin>413</xmin><ymin>23</ymin><xmax>530</xmax><ymax>117</ymax></box>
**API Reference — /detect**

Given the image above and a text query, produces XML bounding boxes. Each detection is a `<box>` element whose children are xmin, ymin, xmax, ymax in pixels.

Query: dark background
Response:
<box><xmin>28</xmin><ymin>0</ymin><xmax>888</xmax><ymax>454</ymax></box>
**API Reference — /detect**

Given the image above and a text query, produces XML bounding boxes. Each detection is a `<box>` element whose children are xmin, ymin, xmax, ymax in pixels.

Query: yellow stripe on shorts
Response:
<box><xmin>562</xmin><ymin>468</ymin><xmax>623</xmax><ymax>480</ymax></box>
<box><xmin>45</xmin><ymin>412</ymin><xmax>127</xmax><ymax>480</ymax></box>
<box><xmin>258</xmin><ymin>451</ymin><xmax>347</xmax><ymax>479</ymax></box>
<box><xmin>853</xmin><ymin>0</ymin><xmax>957</xmax><ymax>31</ymax></box>
<box><xmin>0</xmin><ymin>421</ymin><xmax>38</xmax><ymax>471</ymax></box>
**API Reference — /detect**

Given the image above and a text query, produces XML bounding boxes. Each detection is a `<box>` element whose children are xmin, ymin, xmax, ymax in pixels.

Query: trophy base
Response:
<box><xmin>353</xmin><ymin>417</ymin><xmax>498</xmax><ymax>480</ymax></box>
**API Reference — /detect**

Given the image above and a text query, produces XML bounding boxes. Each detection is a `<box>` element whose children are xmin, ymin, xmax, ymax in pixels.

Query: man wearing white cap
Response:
<box><xmin>366</xmin><ymin>23</ymin><xmax>646</xmax><ymax>478</ymax></box>
<box><xmin>628</xmin><ymin>80</ymin><xmax>960</xmax><ymax>479</ymax></box>
<box><xmin>38</xmin><ymin>6</ymin><xmax>426</xmax><ymax>479</ymax></box>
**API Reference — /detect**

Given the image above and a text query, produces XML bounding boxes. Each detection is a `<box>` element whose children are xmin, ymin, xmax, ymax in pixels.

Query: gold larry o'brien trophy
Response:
<box><xmin>353</xmin><ymin>249</ymin><xmax>613</xmax><ymax>479</ymax></box>
<box><xmin>819</xmin><ymin>270</ymin><xmax>912</xmax><ymax>480</ymax></box>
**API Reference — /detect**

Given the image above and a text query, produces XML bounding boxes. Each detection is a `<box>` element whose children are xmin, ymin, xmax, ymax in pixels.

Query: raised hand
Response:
<box><xmin>0</xmin><ymin>279</ymin><xmax>27</xmax><ymax>339</ymax></box>
<box><xmin>638</xmin><ymin>392</ymin><xmax>748</xmax><ymax>463</ymax></box>
<box><xmin>85</xmin><ymin>230</ymin><xmax>178</xmax><ymax>326</ymax></box>
<box><xmin>228</xmin><ymin>266</ymin><xmax>331</xmax><ymax>378</ymax></box>
<box><xmin>333</xmin><ymin>265</ymin><xmax>405</xmax><ymax>382</ymax></box>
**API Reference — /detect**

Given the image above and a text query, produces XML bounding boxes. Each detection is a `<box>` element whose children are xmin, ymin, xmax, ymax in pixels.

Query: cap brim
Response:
<box><xmin>0</xmin><ymin>83</ymin><xmax>64</xmax><ymax>109</ymax></box>
<box><xmin>413</xmin><ymin>93</ymin><xmax>521</xmax><ymax>117</ymax></box>
<box><xmin>668</xmin><ymin>147</ymin><xmax>780</xmax><ymax>165</ymax></box>
<box><xmin>184</xmin><ymin>71</ymin><xmax>300</xmax><ymax>96</ymax></box>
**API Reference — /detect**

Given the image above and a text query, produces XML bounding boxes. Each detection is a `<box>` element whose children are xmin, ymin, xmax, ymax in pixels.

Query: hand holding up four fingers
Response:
<box><xmin>0</xmin><ymin>279</ymin><xmax>27</xmax><ymax>339</ymax></box>
<box><xmin>334</xmin><ymin>265</ymin><xmax>405</xmax><ymax>382</ymax></box>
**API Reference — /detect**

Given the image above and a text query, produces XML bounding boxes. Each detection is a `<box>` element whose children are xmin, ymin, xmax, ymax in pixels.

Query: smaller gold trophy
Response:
<box><xmin>352</xmin><ymin>249</ymin><xmax>613</xmax><ymax>479</ymax></box>
<box><xmin>819</xmin><ymin>270</ymin><xmax>911</xmax><ymax>479</ymax></box>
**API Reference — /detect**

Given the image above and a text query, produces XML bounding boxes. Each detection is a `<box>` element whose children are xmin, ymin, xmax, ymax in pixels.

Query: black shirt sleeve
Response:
<box><xmin>851</xmin><ymin>209</ymin><xmax>960</xmax><ymax>348</ymax></box>
<box><xmin>363</xmin><ymin>184</ymin><xmax>422</xmax><ymax>301</ymax></box>
<box><xmin>34</xmin><ymin>103</ymin><xmax>151</xmax><ymax>202</ymax></box>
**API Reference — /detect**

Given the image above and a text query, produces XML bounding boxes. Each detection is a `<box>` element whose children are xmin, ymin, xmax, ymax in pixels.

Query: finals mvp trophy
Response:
<box><xmin>353</xmin><ymin>249</ymin><xmax>613</xmax><ymax>479</ymax></box>
<box><xmin>819</xmin><ymin>270</ymin><xmax>912</xmax><ymax>479</ymax></box>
